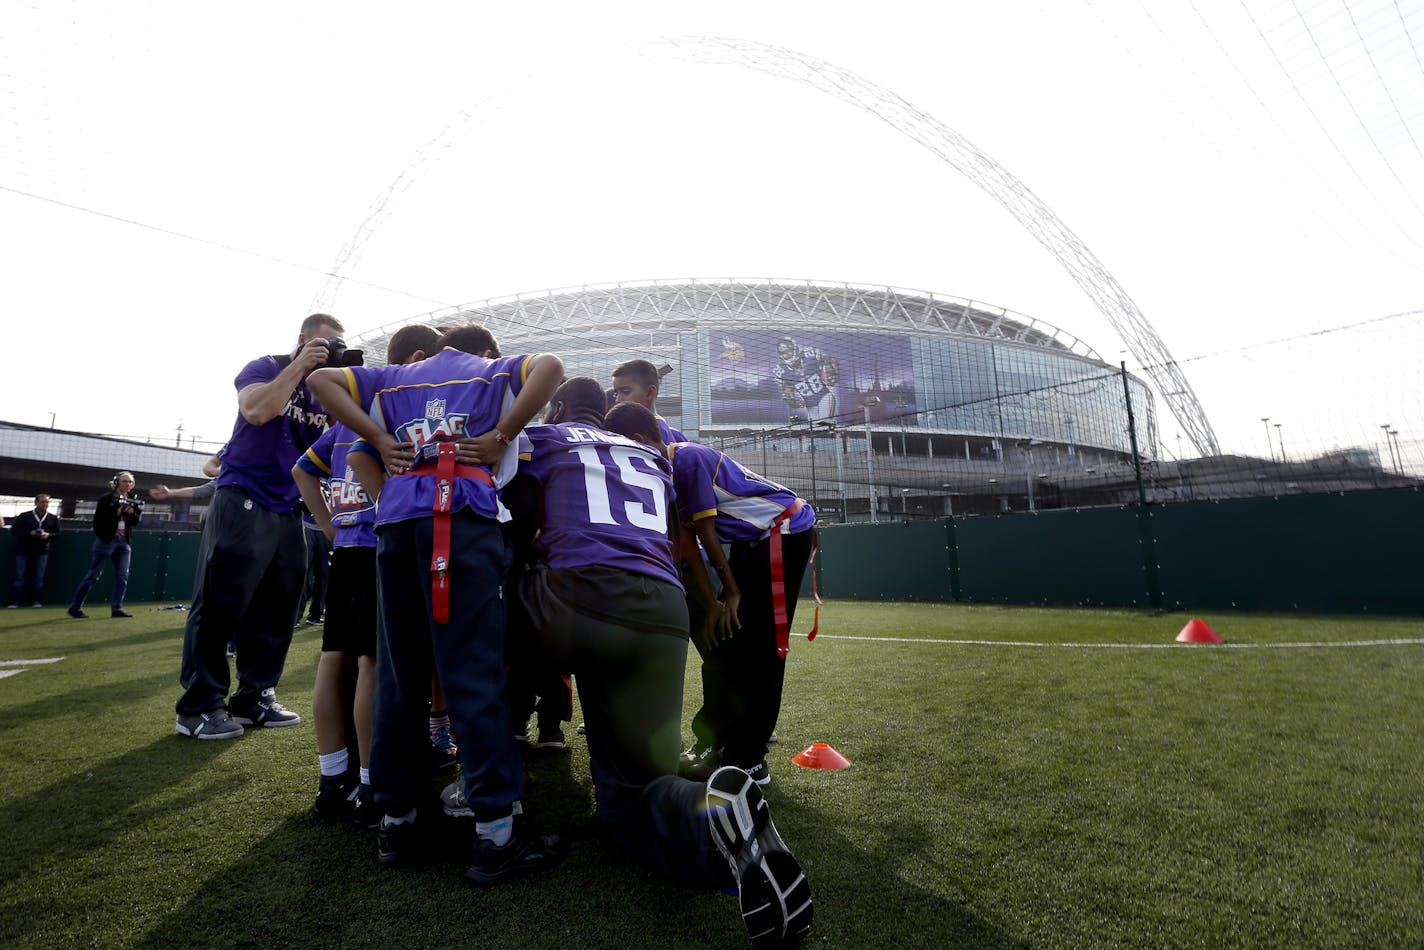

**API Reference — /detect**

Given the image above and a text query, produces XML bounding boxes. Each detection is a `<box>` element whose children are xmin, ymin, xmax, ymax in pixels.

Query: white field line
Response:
<box><xmin>802</xmin><ymin>635</ymin><xmax>1424</xmax><ymax>650</ymax></box>
<box><xmin>0</xmin><ymin>670</ymin><xmax>23</xmax><ymax>679</ymax></box>
<box><xmin>0</xmin><ymin>657</ymin><xmax>65</xmax><ymax>666</ymax></box>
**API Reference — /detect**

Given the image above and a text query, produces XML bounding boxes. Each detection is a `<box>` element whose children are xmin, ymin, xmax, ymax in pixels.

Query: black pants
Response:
<box><xmin>371</xmin><ymin>513</ymin><xmax>521</xmax><ymax>822</ymax></box>
<box><xmin>691</xmin><ymin>528</ymin><xmax>814</xmax><ymax>767</ymax></box>
<box><xmin>177</xmin><ymin>487</ymin><xmax>305</xmax><ymax>715</ymax></box>
<box><xmin>297</xmin><ymin>523</ymin><xmax>331</xmax><ymax>622</ymax></box>
<box><xmin>516</xmin><ymin>564</ymin><xmax>729</xmax><ymax>888</ymax></box>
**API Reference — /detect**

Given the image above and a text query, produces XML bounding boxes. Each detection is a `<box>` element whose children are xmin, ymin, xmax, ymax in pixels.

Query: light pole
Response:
<box><xmin>1381</xmin><ymin>424</ymin><xmax>1398</xmax><ymax>474</ymax></box>
<box><xmin>1274</xmin><ymin>423</ymin><xmax>1285</xmax><ymax>462</ymax></box>
<box><xmin>1261</xmin><ymin>417</ymin><xmax>1273</xmax><ymax>462</ymax></box>
<box><xmin>817</xmin><ymin>421</ymin><xmax>847</xmax><ymax>523</ymax></box>
<box><xmin>941</xmin><ymin>482</ymin><xmax>954</xmax><ymax>517</ymax></box>
<box><xmin>1389</xmin><ymin>428</ymin><xmax>1403</xmax><ymax>475</ymax></box>
<box><xmin>863</xmin><ymin>398</ymin><xmax>880</xmax><ymax>523</ymax></box>
<box><xmin>807</xmin><ymin>419</ymin><xmax>817</xmax><ymax>505</ymax></box>
<box><xmin>900</xmin><ymin>488</ymin><xmax>910</xmax><ymax>519</ymax></box>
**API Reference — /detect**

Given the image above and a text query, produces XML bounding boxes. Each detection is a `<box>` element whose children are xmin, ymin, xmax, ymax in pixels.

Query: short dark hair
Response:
<box><xmin>604</xmin><ymin>402</ymin><xmax>661</xmax><ymax>443</ymax></box>
<box><xmin>441</xmin><ymin>324</ymin><xmax>501</xmax><ymax>358</ymax></box>
<box><xmin>387</xmin><ymin>324</ymin><xmax>440</xmax><ymax>365</ymax></box>
<box><xmin>549</xmin><ymin>377</ymin><xmax>609</xmax><ymax>427</ymax></box>
<box><xmin>301</xmin><ymin>313</ymin><xmax>344</xmax><ymax>337</ymax></box>
<box><xmin>612</xmin><ymin>358</ymin><xmax>659</xmax><ymax>388</ymax></box>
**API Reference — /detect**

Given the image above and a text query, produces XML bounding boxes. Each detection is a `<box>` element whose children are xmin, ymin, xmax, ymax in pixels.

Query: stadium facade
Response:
<box><xmin>350</xmin><ymin>279</ymin><xmax>1157</xmax><ymax>520</ymax></box>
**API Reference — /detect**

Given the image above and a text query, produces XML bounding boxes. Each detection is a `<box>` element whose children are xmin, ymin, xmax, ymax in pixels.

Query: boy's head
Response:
<box><xmin>604</xmin><ymin>401</ymin><xmax>664</xmax><ymax>451</ymax></box>
<box><xmin>386</xmin><ymin>324</ymin><xmax>441</xmax><ymax>365</ymax></box>
<box><xmin>441</xmin><ymin>324</ymin><xmax>501</xmax><ymax>358</ymax></box>
<box><xmin>611</xmin><ymin>358</ymin><xmax>661</xmax><ymax>411</ymax></box>
<box><xmin>547</xmin><ymin>377</ymin><xmax>608</xmax><ymax>427</ymax></box>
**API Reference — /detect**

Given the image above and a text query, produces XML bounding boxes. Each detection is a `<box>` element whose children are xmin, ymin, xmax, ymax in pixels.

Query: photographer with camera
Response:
<box><xmin>68</xmin><ymin>472</ymin><xmax>143</xmax><ymax>619</ymax></box>
<box><xmin>174</xmin><ymin>313</ymin><xmax>357</xmax><ymax>741</ymax></box>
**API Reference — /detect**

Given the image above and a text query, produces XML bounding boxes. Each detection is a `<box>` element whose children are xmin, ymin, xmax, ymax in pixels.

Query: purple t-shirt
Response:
<box><xmin>216</xmin><ymin>355</ymin><xmax>330</xmax><ymax>512</ymax></box>
<box><xmin>515</xmin><ymin>423</ymin><xmax>681</xmax><ymax>588</ymax></box>
<box><xmin>296</xmin><ymin>424</ymin><xmax>377</xmax><ymax>549</ymax></box>
<box><xmin>667</xmin><ymin>441</ymin><xmax>815</xmax><ymax>543</ymax></box>
<box><xmin>336</xmin><ymin>348</ymin><xmax>531</xmax><ymax>527</ymax></box>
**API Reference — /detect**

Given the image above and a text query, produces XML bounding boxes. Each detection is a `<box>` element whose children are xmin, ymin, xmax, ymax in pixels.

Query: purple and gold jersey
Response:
<box><xmin>296</xmin><ymin>424</ymin><xmax>377</xmax><ymax>549</ymax></box>
<box><xmin>515</xmin><ymin>423</ymin><xmax>681</xmax><ymax>588</ymax></box>
<box><xmin>657</xmin><ymin>417</ymin><xmax>687</xmax><ymax>444</ymax></box>
<box><xmin>335</xmin><ymin>347</ymin><xmax>532</xmax><ymax>527</ymax></box>
<box><xmin>667</xmin><ymin>441</ymin><xmax>815</xmax><ymax>543</ymax></box>
<box><xmin>216</xmin><ymin>355</ymin><xmax>330</xmax><ymax>512</ymax></box>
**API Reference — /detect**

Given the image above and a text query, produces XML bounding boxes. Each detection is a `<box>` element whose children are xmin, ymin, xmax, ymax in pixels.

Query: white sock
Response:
<box><xmin>318</xmin><ymin>749</ymin><xmax>349</xmax><ymax>778</ymax></box>
<box><xmin>359</xmin><ymin>766</ymin><xmax>370</xmax><ymax>786</ymax></box>
<box><xmin>382</xmin><ymin>808</ymin><xmax>417</xmax><ymax>827</ymax></box>
<box><xmin>476</xmin><ymin>814</ymin><xmax>513</xmax><ymax>846</ymax></box>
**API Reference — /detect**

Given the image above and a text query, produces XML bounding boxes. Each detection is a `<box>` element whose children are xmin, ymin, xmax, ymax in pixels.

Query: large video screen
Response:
<box><xmin>709</xmin><ymin>330</ymin><xmax>919</xmax><ymax>427</ymax></box>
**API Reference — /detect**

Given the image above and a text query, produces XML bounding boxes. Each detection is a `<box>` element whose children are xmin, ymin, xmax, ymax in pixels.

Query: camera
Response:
<box><xmin>325</xmin><ymin>337</ymin><xmax>364</xmax><ymax>367</ymax></box>
<box><xmin>118</xmin><ymin>496</ymin><xmax>145</xmax><ymax>513</ymax></box>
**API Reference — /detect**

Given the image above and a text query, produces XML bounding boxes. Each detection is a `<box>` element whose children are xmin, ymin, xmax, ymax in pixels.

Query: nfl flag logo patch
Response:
<box><xmin>425</xmin><ymin>399</ymin><xmax>446</xmax><ymax>419</ymax></box>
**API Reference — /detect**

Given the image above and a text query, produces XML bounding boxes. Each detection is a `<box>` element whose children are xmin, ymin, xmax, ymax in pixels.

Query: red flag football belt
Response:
<box><xmin>769</xmin><ymin>499</ymin><xmax>819</xmax><ymax>658</ymax></box>
<box><xmin>396</xmin><ymin>442</ymin><xmax>494</xmax><ymax>624</ymax></box>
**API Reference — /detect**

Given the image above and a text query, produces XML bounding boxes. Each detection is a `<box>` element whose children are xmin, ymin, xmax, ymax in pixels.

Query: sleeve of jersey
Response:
<box><xmin>672</xmin><ymin>444</ymin><xmax>719</xmax><ymax>522</ymax></box>
<box><xmin>297</xmin><ymin>428</ymin><xmax>338</xmax><ymax>477</ymax></box>
<box><xmin>233</xmin><ymin>356</ymin><xmax>276</xmax><ymax>392</ymax></box>
<box><xmin>349</xmin><ymin>439</ymin><xmax>381</xmax><ymax>460</ymax></box>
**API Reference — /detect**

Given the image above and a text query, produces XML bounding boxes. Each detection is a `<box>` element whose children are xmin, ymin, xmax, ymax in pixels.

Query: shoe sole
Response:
<box><xmin>706</xmin><ymin>766</ymin><xmax>813</xmax><ymax>948</ymax></box>
<box><xmin>534</xmin><ymin>740</ymin><xmax>567</xmax><ymax>750</ymax></box>
<box><xmin>231</xmin><ymin>713</ymin><xmax>302</xmax><ymax>727</ymax></box>
<box><xmin>175</xmin><ymin>719</ymin><xmax>243</xmax><ymax>740</ymax></box>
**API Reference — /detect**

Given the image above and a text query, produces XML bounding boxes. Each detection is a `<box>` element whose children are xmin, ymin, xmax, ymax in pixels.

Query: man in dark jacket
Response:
<box><xmin>8</xmin><ymin>494</ymin><xmax>60</xmax><ymax>607</ymax></box>
<box><xmin>68</xmin><ymin>472</ymin><xmax>142</xmax><ymax>619</ymax></box>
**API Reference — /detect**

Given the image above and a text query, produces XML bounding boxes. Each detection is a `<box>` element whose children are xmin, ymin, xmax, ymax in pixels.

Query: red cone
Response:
<box><xmin>791</xmin><ymin>742</ymin><xmax>852</xmax><ymax>771</ymax></box>
<box><xmin>1176</xmin><ymin>618</ymin><xmax>1223</xmax><ymax>643</ymax></box>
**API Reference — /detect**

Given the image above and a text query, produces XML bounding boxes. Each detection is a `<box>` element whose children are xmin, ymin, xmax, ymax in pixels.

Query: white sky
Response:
<box><xmin>2</xmin><ymin>0</ymin><xmax>1421</xmax><ymax>461</ymax></box>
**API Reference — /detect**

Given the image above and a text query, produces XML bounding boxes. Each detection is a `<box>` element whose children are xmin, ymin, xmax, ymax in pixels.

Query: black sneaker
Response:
<box><xmin>315</xmin><ymin>774</ymin><xmax>359</xmax><ymax>820</ymax></box>
<box><xmin>230</xmin><ymin>688</ymin><xmax>301</xmax><ymax>728</ymax></box>
<box><xmin>111</xmin><ymin>609</ymin><xmax>133</xmax><ymax>618</ymax></box>
<box><xmin>67</xmin><ymin>607</ymin><xmax>87</xmax><ymax>619</ymax></box>
<box><xmin>705</xmin><ymin>766</ymin><xmax>813</xmax><ymax>948</ymax></box>
<box><xmin>464</xmin><ymin>826</ymin><xmax>564</xmax><ymax>886</ymax></box>
<box><xmin>746</xmin><ymin>759</ymin><xmax>772</xmax><ymax>787</ymax></box>
<box><xmin>376</xmin><ymin>819</ymin><xmax>421</xmax><ymax>866</ymax></box>
<box><xmin>679</xmin><ymin>742</ymin><xmax>721</xmax><ymax>782</ymax></box>
<box><xmin>512</xmin><ymin>720</ymin><xmax>531</xmax><ymax>744</ymax></box>
<box><xmin>535</xmin><ymin>728</ymin><xmax>566</xmax><ymax>750</ymax></box>
<box><xmin>351</xmin><ymin>784</ymin><xmax>380</xmax><ymax>829</ymax></box>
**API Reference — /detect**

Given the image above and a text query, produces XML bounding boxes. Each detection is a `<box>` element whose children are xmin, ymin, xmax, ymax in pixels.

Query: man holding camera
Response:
<box><xmin>68</xmin><ymin>473</ymin><xmax>142</xmax><ymax>619</ymax></box>
<box><xmin>175</xmin><ymin>313</ymin><xmax>352</xmax><ymax>741</ymax></box>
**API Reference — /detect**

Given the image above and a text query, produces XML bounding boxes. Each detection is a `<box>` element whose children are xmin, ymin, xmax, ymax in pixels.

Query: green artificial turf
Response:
<box><xmin>1</xmin><ymin>602</ymin><xmax>1420</xmax><ymax>948</ymax></box>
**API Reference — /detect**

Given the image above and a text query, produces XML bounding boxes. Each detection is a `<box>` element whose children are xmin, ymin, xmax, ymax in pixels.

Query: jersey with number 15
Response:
<box><xmin>514</xmin><ymin>422</ymin><xmax>682</xmax><ymax>589</ymax></box>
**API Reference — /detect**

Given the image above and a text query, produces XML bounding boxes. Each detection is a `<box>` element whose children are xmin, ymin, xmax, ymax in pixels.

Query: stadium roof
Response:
<box><xmin>349</xmin><ymin>278</ymin><xmax>1105</xmax><ymax>365</ymax></box>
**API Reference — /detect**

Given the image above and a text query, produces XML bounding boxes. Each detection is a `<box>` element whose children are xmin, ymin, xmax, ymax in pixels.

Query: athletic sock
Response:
<box><xmin>319</xmin><ymin>749</ymin><xmax>349</xmax><ymax>778</ymax></box>
<box><xmin>476</xmin><ymin>814</ymin><xmax>513</xmax><ymax>847</ymax></box>
<box><xmin>382</xmin><ymin>808</ymin><xmax>417</xmax><ymax>827</ymax></box>
<box><xmin>429</xmin><ymin>710</ymin><xmax>450</xmax><ymax>738</ymax></box>
<box><xmin>359</xmin><ymin>766</ymin><xmax>370</xmax><ymax>786</ymax></box>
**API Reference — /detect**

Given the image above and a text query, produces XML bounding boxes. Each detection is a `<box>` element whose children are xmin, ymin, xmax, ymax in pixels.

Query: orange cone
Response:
<box><xmin>792</xmin><ymin>742</ymin><xmax>852</xmax><ymax>771</ymax></box>
<box><xmin>1176</xmin><ymin>618</ymin><xmax>1224</xmax><ymax>644</ymax></box>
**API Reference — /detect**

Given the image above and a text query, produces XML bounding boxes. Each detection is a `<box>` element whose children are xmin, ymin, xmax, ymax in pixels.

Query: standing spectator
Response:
<box><xmin>296</xmin><ymin>515</ymin><xmax>331</xmax><ymax>626</ymax></box>
<box><xmin>173</xmin><ymin>313</ymin><xmax>345</xmax><ymax>741</ymax></box>
<box><xmin>68</xmin><ymin>474</ymin><xmax>142</xmax><ymax>619</ymax></box>
<box><xmin>9</xmin><ymin>494</ymin><xmax>60</xmax><ymax>607</ymax></box>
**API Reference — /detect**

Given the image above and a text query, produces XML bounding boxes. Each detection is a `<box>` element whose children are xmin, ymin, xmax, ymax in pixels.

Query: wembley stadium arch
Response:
<box><xmin>349</xmin><ymin>278</ymin><xmax>1156</xmax><ymax>521</ymax></box>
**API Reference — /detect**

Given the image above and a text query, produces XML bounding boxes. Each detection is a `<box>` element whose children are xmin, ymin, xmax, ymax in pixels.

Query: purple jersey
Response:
<box><xmin>513</xmin><ymin>423</ymin><xmax>681</xmax><ymax>588</ymax></box>
<box><xmin>296</xmin><ymin>424</ymin><xmax>377</xmax><ymax>548</ymax></box>
<box><xmin>657</xmin><ymin>417</ymin><xmax>687</xmax><ymax>444</ymax></box>
<box><xmin>667</xmin><ymin>441</ymin><xmax>815</xmax><ymax>542</ymax></box>
<box><xmin>336</xmin><ymin>348</ymin><xmax>532</xmax><ymax>527</ymax></box>
<box><xmin>216</xmin><ymin>355</ymin><xmax>330</xmax><ymax>512</ymax></box>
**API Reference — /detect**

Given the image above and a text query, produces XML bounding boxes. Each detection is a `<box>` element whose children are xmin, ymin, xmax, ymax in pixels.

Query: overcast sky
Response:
<box><xmin>3</xmin><ymin>0</ymin><xmax>1421</xmax><ymax>464</ymax></box>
